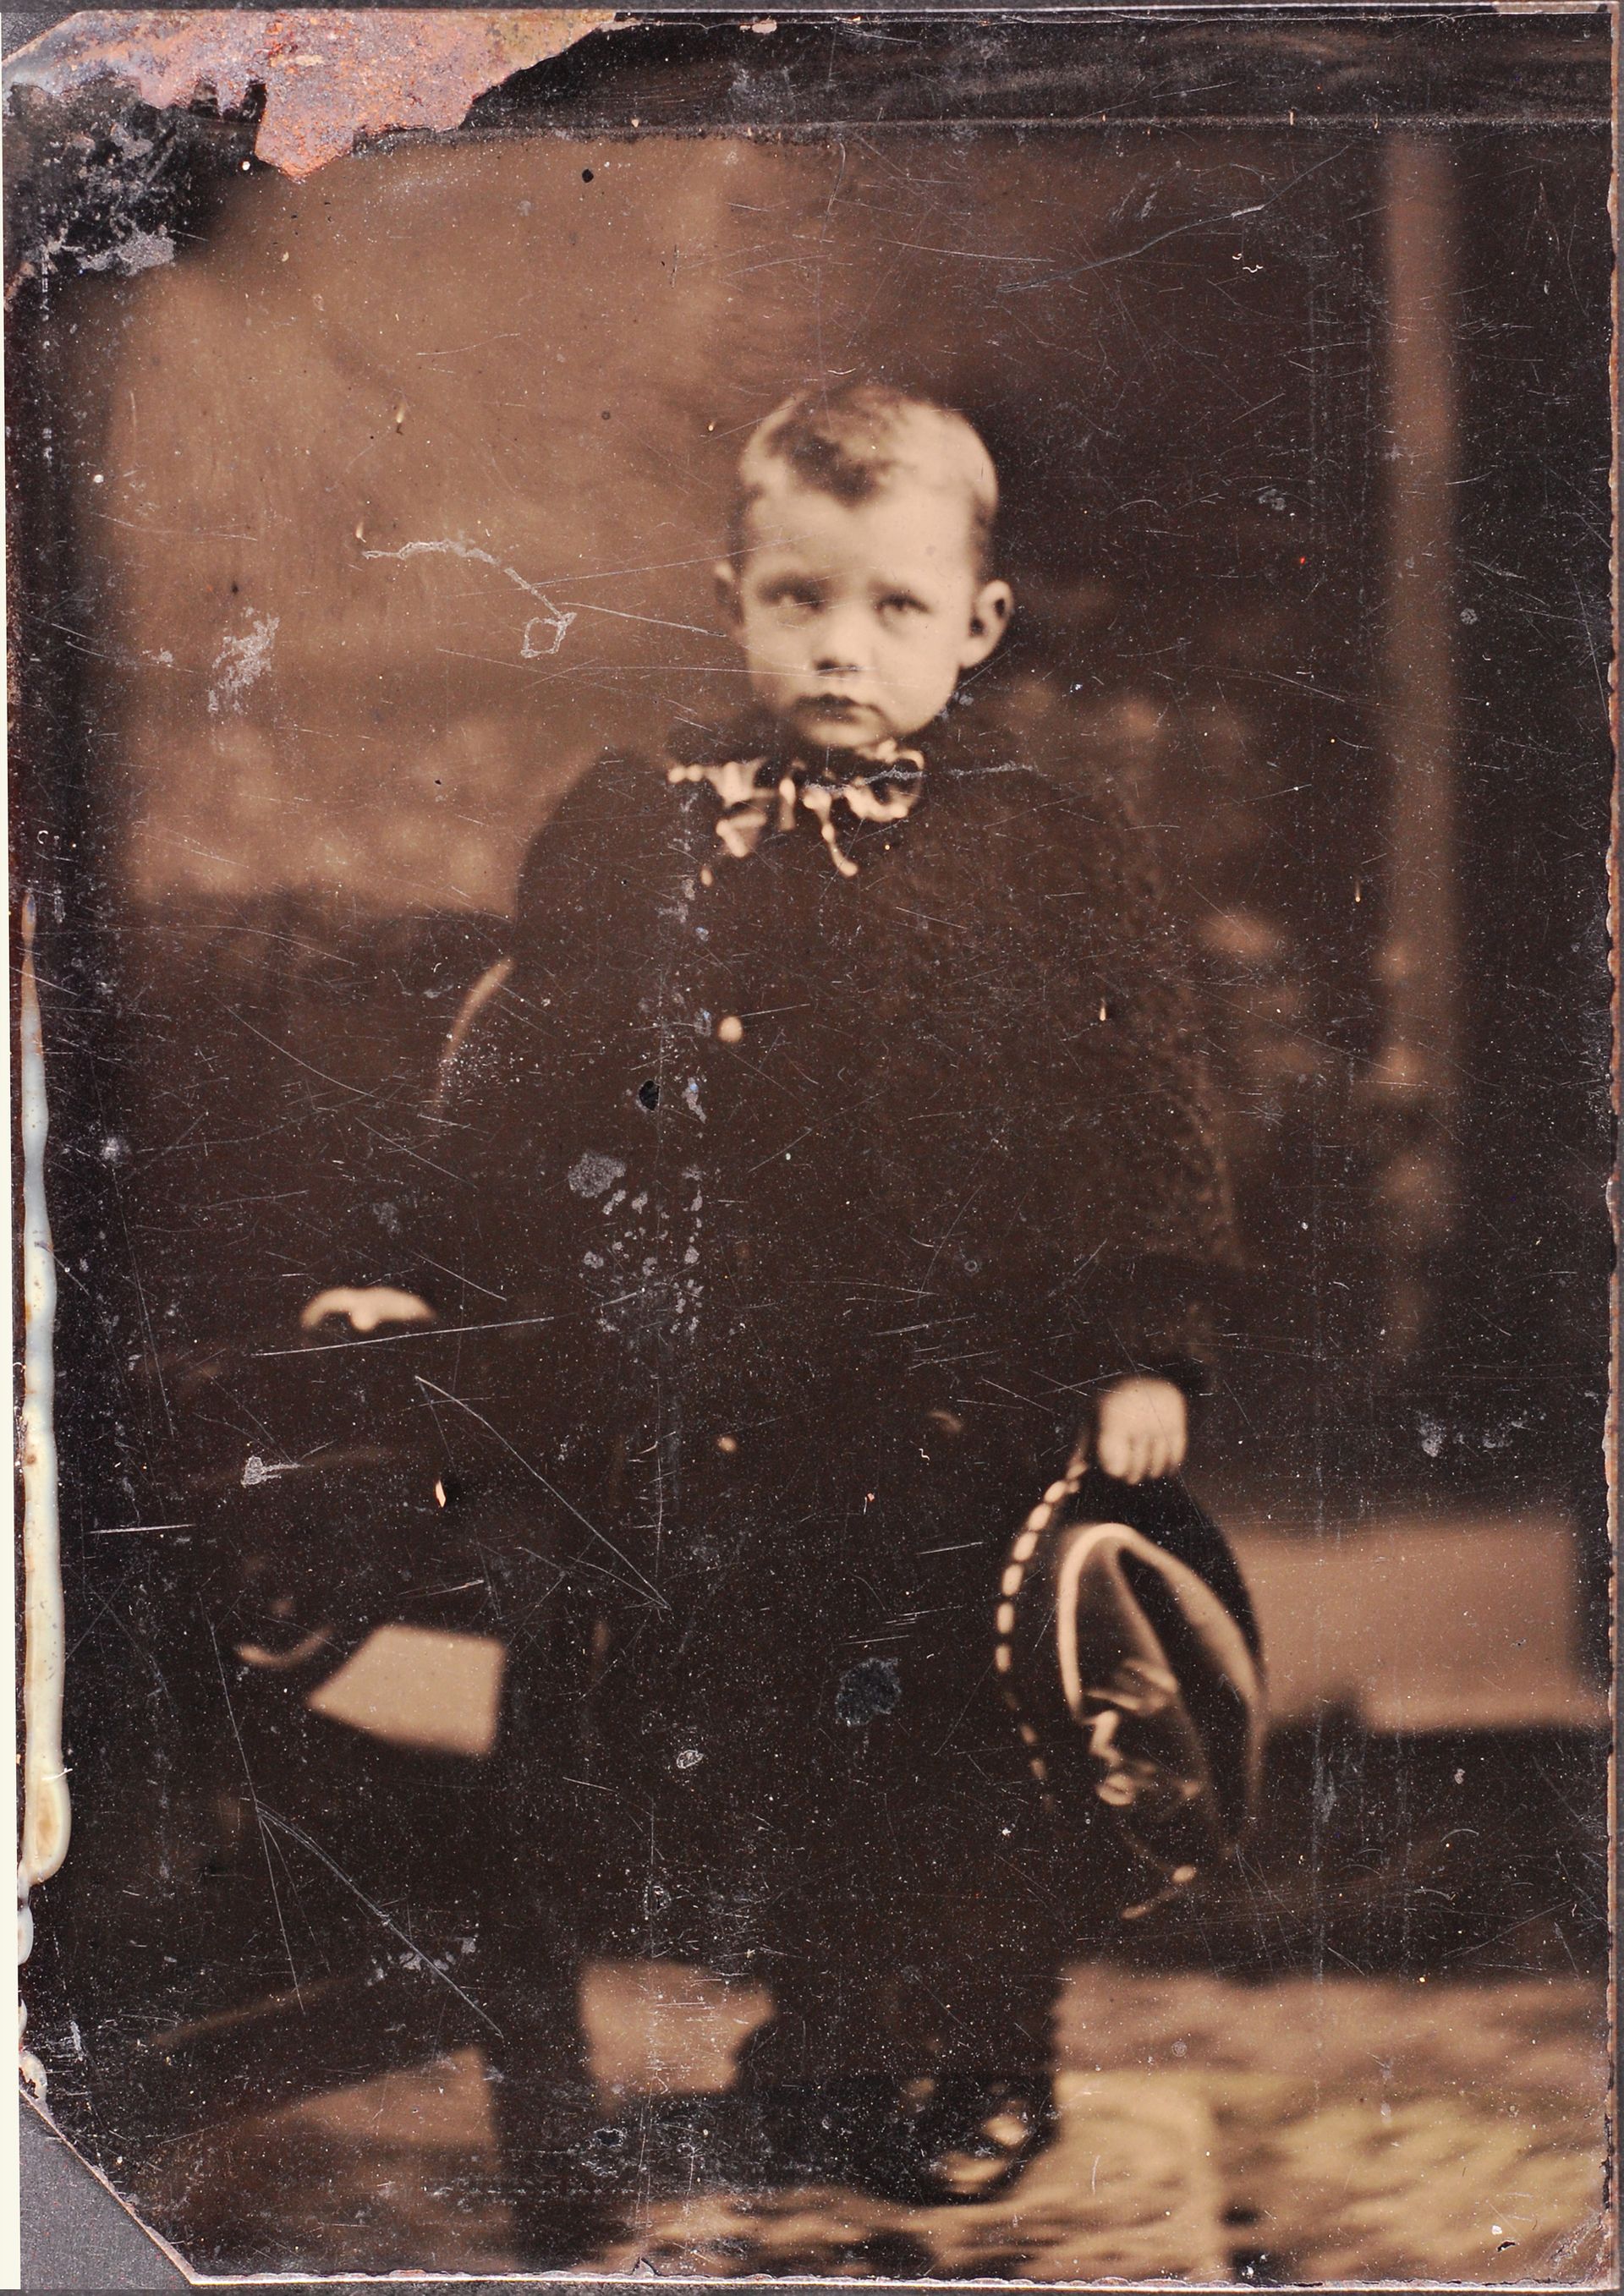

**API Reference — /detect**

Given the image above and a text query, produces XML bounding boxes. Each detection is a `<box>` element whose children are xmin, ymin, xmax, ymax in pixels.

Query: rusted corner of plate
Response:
<box><xmin>3</xmin><ymin>8</ymin><xmax>623</xmax><ymax>179</ymax></box>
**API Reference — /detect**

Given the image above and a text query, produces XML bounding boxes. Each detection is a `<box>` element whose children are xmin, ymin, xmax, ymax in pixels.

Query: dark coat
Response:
<box><xmin>414</xmin><ymin>696</ymin><xmax>1240</xmax><ymax>1942</ymax></box>
<box><xmin>431</xmin><ymin>696</ymin><xmax>1234</xmax><ymax>1392</ymax></box>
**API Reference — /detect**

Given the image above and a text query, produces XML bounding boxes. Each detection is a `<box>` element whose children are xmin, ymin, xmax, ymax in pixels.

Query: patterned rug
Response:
<box><xmin>132</xmin><ymin>1964</ymin><xmax>1611</xmax><ymax>2281</ymax></box>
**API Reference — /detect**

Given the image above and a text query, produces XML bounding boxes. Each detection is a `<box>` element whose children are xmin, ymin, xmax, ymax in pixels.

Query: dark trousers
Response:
<box><xmin>477</xmin><ymin>1460</ymin><xmax>1243</xmax><ymax>2088</ymax></box>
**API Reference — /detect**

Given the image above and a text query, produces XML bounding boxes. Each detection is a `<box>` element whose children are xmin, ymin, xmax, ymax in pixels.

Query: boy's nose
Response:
<box><xmin>810</xmin><ymin>608</ymin><xmax>868</xmax><ymax>675</ymax></box>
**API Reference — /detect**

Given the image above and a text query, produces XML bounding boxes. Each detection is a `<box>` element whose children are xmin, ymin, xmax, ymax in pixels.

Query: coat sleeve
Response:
<box><xmin>409</xmin><ymin>748</ymin><xmax>672</xmax><ymax>1312</ymax></box>
<box><xmin>1012</xmin><ymin>766</ymin><xmax>1243</xmax><ymax>1400</ymax></box>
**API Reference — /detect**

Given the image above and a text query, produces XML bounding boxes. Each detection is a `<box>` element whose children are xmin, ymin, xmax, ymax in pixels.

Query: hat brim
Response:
<box><xmin>1001</xmin><ymin>1512</ymin><xmax>1266</xmax><ymax>1898</ymax></box>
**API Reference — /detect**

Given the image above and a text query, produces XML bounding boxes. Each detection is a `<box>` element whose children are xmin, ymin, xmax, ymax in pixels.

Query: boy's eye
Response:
<box><xmin>877</xmin><ymin>592</ymin><xmax>929</xmax><ymax>621</ymax></box>
<box><xmin>761</xmin><ymin>580</ymin><xmax>824</xmax><ymax>616</ymax></box>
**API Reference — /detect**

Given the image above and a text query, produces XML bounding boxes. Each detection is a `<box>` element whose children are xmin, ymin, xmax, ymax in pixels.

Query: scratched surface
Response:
<box><xmin>7</xmin><ymin>9</ymin><xmax>1616</xmax><ymax>2287</ymax></box>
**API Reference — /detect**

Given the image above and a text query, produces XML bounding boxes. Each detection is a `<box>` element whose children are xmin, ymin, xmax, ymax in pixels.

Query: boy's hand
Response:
<box><xmin>1093</xmin><ymin>1376</ymin><xmax>1187</xmax><ymax>1484</ymax></box>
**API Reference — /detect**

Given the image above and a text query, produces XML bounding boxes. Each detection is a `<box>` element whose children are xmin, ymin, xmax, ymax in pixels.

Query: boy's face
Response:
<box><xmin>716</xmin><ymin>477</ymin><xmax>1012</xmax><ymax>752</ymax></box>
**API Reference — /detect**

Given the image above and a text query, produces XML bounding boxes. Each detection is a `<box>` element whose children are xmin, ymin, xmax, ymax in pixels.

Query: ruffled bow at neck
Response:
<box><xmin>666</xmin><ymin>737</ymin><xmax>926</xmax><ymax>878</ymax></box>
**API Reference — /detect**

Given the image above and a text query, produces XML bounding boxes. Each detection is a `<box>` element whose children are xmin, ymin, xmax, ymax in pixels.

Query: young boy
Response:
<box><xmin>322</xmin><ymin>383</ymin><xmax>1246</xmax><ymax>2219</ymax></box>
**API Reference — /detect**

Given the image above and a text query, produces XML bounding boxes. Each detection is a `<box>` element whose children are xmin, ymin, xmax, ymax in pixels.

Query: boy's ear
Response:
<box><xmin>960</xmin><ymin>579</ymin><xmax>1012</xmax><ymax>670</ymax></box>
<box><xmin>713</xmin><ymin>558</ymin><xmax>743</xmax><ymax>626</ymax></box>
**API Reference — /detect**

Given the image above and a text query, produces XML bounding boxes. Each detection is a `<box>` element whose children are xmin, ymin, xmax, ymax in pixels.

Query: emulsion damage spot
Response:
<box><xmin>835</xmin><ymin>1656</ymin><xmax>903</xmax><ymax>1728</ymax></box>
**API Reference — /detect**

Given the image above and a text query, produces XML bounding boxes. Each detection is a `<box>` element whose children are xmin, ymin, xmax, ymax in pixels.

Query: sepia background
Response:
<box><xmin>15</xmin><ymin>32</ymin><xmax>1614</xmax><ymax>2284</ymax></box>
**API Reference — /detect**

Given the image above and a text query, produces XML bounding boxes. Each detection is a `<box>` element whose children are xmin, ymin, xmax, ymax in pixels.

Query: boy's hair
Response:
<box><xmin>731</xmin><ymin>383</ymin><xmax>1000</xmax><ymax>575</ymax></box>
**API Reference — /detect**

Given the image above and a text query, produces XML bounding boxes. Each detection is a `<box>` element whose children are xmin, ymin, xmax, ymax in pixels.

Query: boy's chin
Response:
<box><xmin>782</xmin><ymin>700</ymin><xmax>904</xmax><ymax>752</ymax></box>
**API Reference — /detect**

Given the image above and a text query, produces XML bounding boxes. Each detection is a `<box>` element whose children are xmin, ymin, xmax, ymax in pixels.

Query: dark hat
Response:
<box><xmin>996</xmin><ymin>1477</ymin><xmax>1265</xmax><ymax>1916</ymax></box>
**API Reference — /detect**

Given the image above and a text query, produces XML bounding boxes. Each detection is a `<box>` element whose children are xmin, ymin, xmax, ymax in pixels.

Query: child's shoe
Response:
<box><xmin>864</xmin><ymin>2070</ymin><xmax>1057</xmax><ymax>2206</ymax></box>
<box><xmin>732</xmin><ymin>2072</ymin><xmax>910</xmax><ymax>2191</ymax></box>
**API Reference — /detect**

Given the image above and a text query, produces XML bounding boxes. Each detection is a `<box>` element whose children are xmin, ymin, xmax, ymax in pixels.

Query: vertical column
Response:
<box><xmin>1369</xmin><ymin>134</ymin><xmax>1460</xmax><ymax>1358</ymax></box>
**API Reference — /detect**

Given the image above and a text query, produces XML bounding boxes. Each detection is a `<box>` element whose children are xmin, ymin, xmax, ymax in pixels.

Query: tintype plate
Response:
<box><xmin>8</xmin><ymin>4</ymin><xmax>1617</xmax><ymax>2285</ymax></box>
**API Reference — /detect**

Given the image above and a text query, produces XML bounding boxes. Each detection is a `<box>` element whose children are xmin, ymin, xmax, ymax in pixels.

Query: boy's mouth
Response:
<box><xmin>794</xmin><ymin>693</ymin><xmax>875</xmax><ymax>726</ymax></box>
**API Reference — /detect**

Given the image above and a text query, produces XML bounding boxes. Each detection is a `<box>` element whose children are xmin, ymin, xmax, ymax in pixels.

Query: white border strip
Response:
<box><xmin>18</xmin><ymin>896</ymin><xmax>72</xmax><ymax>2047</ymax></box>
